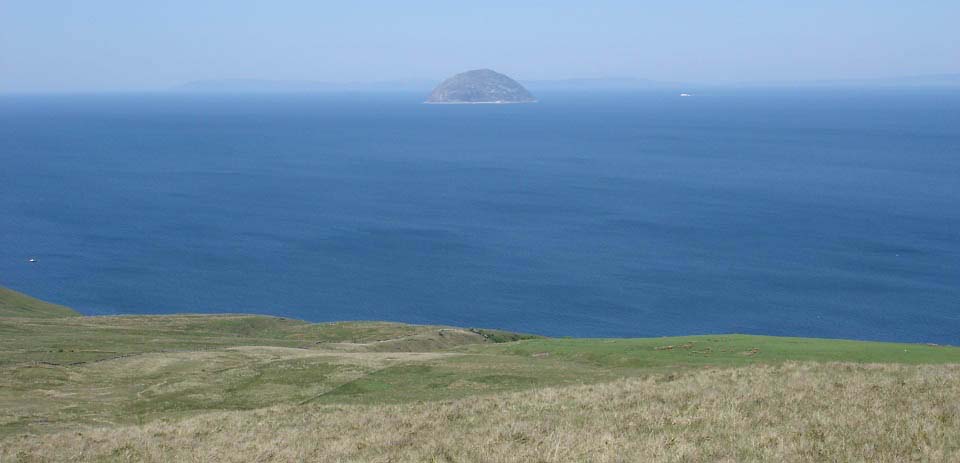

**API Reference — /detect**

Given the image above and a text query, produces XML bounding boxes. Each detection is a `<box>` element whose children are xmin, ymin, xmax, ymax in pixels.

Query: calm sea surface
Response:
<box><xmin>1</xmin><ymin>90</ymin><xmax>958</xmax><ymax>343</ymax></box>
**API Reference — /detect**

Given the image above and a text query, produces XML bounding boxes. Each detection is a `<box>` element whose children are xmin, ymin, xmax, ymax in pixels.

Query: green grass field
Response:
<box><xmin>0</xmin><ymin>285</ymin><xmax>79</xmax><ymax>319</ymax></box>
<box><xmin>2</xmin><ymin>284</ymin><xmax>958</xmax><ymax>461</ymax></box>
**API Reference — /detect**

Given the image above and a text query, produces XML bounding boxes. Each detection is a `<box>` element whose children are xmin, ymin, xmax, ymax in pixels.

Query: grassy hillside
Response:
<box><xmin>0</xmin><ymin>313</ymin><xmax>546</xmax><ymax>438</ymax></box>
<box><xmin>469</xmin><ymin>334</ymin><xmax>960</xmax><ymax>367</ymax></box>
<box><xmin>6</xmin><ymin>362</ymin><xmax>958</xmax><ymax>462</ymax></box>
<box><xmin>0</xmin><ymin>285</ymin><xmax>78</xmax><ymax>318</ymax></box>
<box><xmin>2</xmin><ymin>285</ymin><xmax>958</xmax><ymax>461</ymax></box>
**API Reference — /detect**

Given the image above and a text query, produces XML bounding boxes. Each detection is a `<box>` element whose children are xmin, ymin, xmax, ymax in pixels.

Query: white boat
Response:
<box><xmin>680</xmin><ymin>93</ymin><xmax>692</xmax><ymax>97</ymax></box>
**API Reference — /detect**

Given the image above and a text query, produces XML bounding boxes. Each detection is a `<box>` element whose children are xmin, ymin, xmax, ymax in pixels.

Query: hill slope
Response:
<box><xmin>426</xmin><ymin>69</ymin><xmax>537</xmax><ymax>104</ymax></box>
<box><xmin>2</xmin><ymin>285</ymin><xmax>958</xmax><ymax>461</ymax></box>
<box><xmin>0</xmin><ymin>285</ymin><xmax>78</xmax><ymax>318</ymax></box>
<box><xmin>5</xmin><ymin>362</ymin><xmax>959</xmax><ymax>462</ymax></box>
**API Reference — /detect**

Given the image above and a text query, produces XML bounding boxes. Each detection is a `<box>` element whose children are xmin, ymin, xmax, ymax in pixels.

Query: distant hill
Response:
<box><xmin>177</xmin><ymin>76</ymin><xmax>673</xmax><ymax>96</ymax></box>
<box><xmin>822</xmin><ymin>73</ymin><xmax>960</xmax><ymax>87</ymax></box>
<box><xmin>522</xmin><ymin>77</ymin><xmax>678</xmax><ymax>91</ymax></box>
<box><xmin>173</xmin><ymin>73</ymin><xmax>960</xmax><ymax>95</ymax></box>
<box><xmin>732</xmin><ymin>73</ymin><xmax>960</xmax><ymax>88</ymax></box>
<box><xmin>175</xmin><ymin>78</ymin><xmax>435</xmax><ymax>93</ymax></box>
<box><xmin>0</xmin><ymin>285</ymin><xmax>78</xmax><ymax>318</ymax></box>
<box><xmin>426</xmin><ymin>69</ymin><xmax>537</xmax><ymax>104</ymax></box>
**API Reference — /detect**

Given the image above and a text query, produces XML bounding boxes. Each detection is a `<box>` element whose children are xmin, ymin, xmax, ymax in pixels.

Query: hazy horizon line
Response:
<box><xmin>2</xmin><ymin>72</ymin><xmax>959</xmax><ymax>95</ymax></box>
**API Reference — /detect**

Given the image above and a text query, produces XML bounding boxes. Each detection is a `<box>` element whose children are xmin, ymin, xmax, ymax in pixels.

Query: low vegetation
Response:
<box><xmin>0</xmin><ymin>285</ymin><xmax>78</xmax><ymax>318</ymax></box>
<box><xmin>1</xmin><ymin>284</ymin><xmax>958</xmax><ymax>461</ymax></box>
<box><xmin>6</xmin><ymin>362</ymin><xmax>959</xmax><ymax>462</ymax></box>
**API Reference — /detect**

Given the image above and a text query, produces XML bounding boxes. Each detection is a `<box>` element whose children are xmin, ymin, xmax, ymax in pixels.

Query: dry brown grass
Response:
<box><xmin>4</xmin><ymin>361</ymin><xmax>958</xmax><ymax>462</ymax></box>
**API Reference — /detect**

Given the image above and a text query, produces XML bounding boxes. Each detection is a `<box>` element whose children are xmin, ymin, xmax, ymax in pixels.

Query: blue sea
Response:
<box><xmin>1</xmin><ymin>89</ymin><xmax>958</xmax><ymax>344</ymax></box>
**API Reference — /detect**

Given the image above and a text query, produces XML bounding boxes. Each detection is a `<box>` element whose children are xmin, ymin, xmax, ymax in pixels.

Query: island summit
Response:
<box><xmin>425</xmin><ymin>69</ymin><xmax>537</xmax><ymax>104</ymax></box>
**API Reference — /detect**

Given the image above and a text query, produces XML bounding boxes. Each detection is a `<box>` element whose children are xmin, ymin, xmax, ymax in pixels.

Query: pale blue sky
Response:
<box><xmin>1</xmin><ymin>0</ymin><xmax>957</xmax><ymax>91</ymax></box>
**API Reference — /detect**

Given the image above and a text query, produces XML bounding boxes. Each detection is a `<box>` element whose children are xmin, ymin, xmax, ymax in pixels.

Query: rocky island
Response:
<box><xmin>425</xmin><ymin>69</ymin><xmax>537</xmax><ymax>104</ymax></box>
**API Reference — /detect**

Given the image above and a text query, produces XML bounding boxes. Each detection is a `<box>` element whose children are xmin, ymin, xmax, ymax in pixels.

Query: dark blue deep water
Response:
<box><xmin>1</xmin><ymin>90</ymin><xmax>958</xmax><ymax>343</ymax></box>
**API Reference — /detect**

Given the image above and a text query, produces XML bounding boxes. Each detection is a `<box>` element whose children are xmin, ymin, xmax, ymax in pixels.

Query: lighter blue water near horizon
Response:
<box><xmin>1</xmin><ymin>89</ymin><xmax>958</xmax><ymax>344</ymax></box>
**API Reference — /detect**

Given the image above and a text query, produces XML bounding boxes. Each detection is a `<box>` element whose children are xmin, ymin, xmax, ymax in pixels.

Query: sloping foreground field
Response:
<box><xmin>5</xmin><ymin>363</ymin><xmax>959</xmax><ymax>462</ymax></box>
<box><xmin>1</xmin><ymin>286</ymin><xmax>959</xmax><ymax>461</ymax></box>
